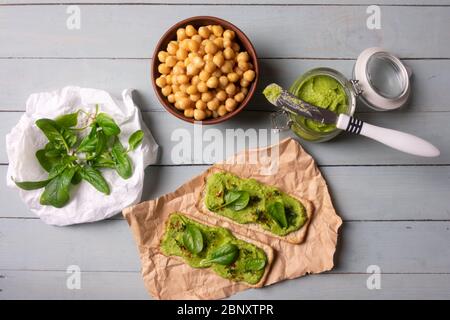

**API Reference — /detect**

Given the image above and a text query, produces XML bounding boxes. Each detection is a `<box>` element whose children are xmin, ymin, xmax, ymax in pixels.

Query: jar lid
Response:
<box><xmin>353</xmin><ymin>47</ymin><xmax>411</xmax><ymax>111</ymax></box>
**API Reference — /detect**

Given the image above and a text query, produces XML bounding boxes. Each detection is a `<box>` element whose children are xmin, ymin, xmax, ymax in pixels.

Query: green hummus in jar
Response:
<box><xmin>291</xmin><ymin>75</ymin><xmax>348</xmax><ymax>133</ymax></box>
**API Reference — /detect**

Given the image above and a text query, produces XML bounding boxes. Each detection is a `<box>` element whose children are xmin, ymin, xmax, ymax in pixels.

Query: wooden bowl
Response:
<box><xmin>151</xmin><ymin>16</ymin><xmax>259</xmax><ymax>125</ymax></box>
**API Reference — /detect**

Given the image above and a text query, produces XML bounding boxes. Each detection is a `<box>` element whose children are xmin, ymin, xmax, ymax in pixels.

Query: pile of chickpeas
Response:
<box><xmin>155</xmin><ymin>24</ymin><xmax>256</xmax><ymax>121</ymax></box>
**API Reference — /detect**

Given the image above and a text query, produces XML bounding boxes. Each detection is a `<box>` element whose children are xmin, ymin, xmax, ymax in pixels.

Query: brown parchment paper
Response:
<box><xmin>122</xmin><ymin>138</ymin><xmax>342</xmax><ymax>300</ymax></box>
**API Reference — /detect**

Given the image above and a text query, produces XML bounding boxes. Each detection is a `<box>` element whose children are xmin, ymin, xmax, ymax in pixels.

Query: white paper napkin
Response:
<box><xmin>6</xmin><ymin>86</ymin><xmax>159</xmax><ymax>226</ymax></box>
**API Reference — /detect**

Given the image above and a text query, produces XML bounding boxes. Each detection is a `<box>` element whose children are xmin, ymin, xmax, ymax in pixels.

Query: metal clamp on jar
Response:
<box><xmin>271</xmin><ymin>47</ymin><xmax>413</xmax><ymax>142</ymax></box>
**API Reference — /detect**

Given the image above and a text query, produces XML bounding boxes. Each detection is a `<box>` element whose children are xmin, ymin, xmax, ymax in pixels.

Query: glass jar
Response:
<box><xmin>271</xmin><ymin>47</ymin><xmax>412</xmax><ymax>143</ymax></box>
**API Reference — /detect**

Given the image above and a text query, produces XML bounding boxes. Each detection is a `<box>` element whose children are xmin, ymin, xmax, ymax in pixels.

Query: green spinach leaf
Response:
<box><xmin>267</xmin><ymin>201</ymin><xmax>288</xmax><ymax>228</ymax></box>
<box><xmin>79</xmin><ymin>165</ymin><xmax>110</xmax><ymax>195</ymax></box>
<box><xmin>96</xmin><ymin>113</ymin><xmax>121</xmax><ymax>136</ymax></box>
<box><xmin>14</xmin><ymin>178</ymin><xmax>50</xmax><ymax>190</ymax></box>
<box><xmin>35</xmin><ymin>119</ymin><xmax>70</xmax><ymax>152</ymax></box>
<box><xmin>111</xmin><ymin>138</ymin><xmax>132</xmax><ymax>179</ymax></box>
<box><xmin>182</xmin><ymin>224</ymin><xmax>204</xmax><ymax>254</ymax></box>
<box><xmin>214</xmin><ymin>190</ymin><xmax>250</xmax><ymax>211</ymax></box>
<box><xmin>128</xmin><ymin>130</ymin><xmax>144</xmax><ymax>151</ymax></box>
<box><xmin>55</xmin><ymin>111</ymin><xmax>79</xmax><ymax>128</ymax></box>
<box><xmin>36</xmin><ymin>149</ymin><xmax>61</xmax><ymax>172</ymax></box>
<box><xmin>245</xmin><ymin>258</ymin><xmax>266</xmax><ymax>271</ymax></box>
<box><xmin>39</xmin><ymin>166</ymin><xmax>77</xmax><ymax>208</ymax></box>
<box><xmin>200</xmin><ymin>243</ymin><xmax>239</xmax><ymax>266</ymax></box>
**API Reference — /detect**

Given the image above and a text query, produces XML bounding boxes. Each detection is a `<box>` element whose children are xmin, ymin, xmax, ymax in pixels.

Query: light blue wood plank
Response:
<box><xmin>1</xmin><ymin>58</ymin><xmax>448</xmax><ymax>112</ymax></box>
<box><xmin>1</xmin><ymin>5</ymin><xmax>449</xmax><ymax>58</ymax></box>
<box><xmin>1</xmin><ymin>219</ymin><xmax>449</xmax><ymax>273</ymax></box>
<box><xmin>2</xmin><ymin>1</ymin><xmax>449</xmax><ymax>4</ymax></box>
<box><xmin>2</xmin><ymin>165</ymin><xmax>450</xmax><ymax>221</ymax></box>
<box><xmin>1</xmin><ymin>271</ymin><xmax>450</xmax><ymax>300</ymax></box>
<box><xmin>1</xmin><ymin>111</ymin><xmax>448</xmax><ymax>165</ymax></box>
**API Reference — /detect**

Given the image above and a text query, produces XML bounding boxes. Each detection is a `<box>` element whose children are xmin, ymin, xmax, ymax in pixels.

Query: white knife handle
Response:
<box><xmin>336</xmin><ymin>114</ymin><xmax>440</xmax><ymax>157</ymax></box>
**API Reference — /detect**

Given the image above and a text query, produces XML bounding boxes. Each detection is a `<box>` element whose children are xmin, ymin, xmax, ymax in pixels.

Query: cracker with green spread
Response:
<box><xmin>160</xmin><ymin>212</ymin><xmax>274</xmax><ymax>287</ymax></box>
<box><xmin>197</xmin><ymin>168</ymin><xmax>313</xmax><ymax>244</ymax></box>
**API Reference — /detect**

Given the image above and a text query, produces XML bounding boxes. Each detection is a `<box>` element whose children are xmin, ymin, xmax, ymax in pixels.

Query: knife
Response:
<box><xmin>264</xmin><ymin>83</ymin><xmax>440</xmax><ymax>157</ymax></box>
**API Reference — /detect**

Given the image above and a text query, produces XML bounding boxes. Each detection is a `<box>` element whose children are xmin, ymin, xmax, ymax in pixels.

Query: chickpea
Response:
<box><xmin>234</xmin><ymin>92</ymin><xmax>245</xmax><ymax>103</ymax></box>
<box><xmin>223</xmin><ymin>29</ymin><xmax>235</xmax><ymax>40</ymax></box>
<box><xmin>199</xmin><ymin>70</ymin><xmax>210</xmax><ymax>82</ymax></box>
<box><xmin>178</xmin><ymin>97</ymin><xmax>192</xmax><ymax>110</ymax></box>
<box><xmin>223</xmin><ymin>39</ymin><xmax>232</xmax><ymax>48</ymax></box>
<box><xmin>192</xmin><ymin>56</ymin><xmax>205</xmax><ymax>69</ymax></box>
<box><xmin>176</xmin><ymin>28</ymin><xmax>187</xmax><ymax>41</ymax></box>
<box><xmin>237</xmin><ymin>52</ymin><xmax>249</xmax><ymax>62</ymax></box>
<box><xmin>165</xmin><ymin>56</ymin><xmax>177</xmax><ymax>67</ymax></box>
<box><xmin>188</xmin><ymin>39</ymin><xmax>200</xmax><ymax>52</ymax></box>
<box><xmin>225</xmin><ymin>83</ymin><xmax>237</xmax><ymax>96</ymax></box>
<box><xmin>161</xmin><ymin>85</ymin><xmax>171</xmax><ymax>96</ymax></box>
<box><xmin>179</xmin><ymin>84</ymin><xmax>189</xmax><ymax>93</ymax></box>
<box><xmin>217</xmin><ymin>105</ymin><xmax>227</xmax><ymax>117</ymax></box>
<box><xmin>234</xmin><ymin>67</ymin><xmax>244</xmax><ymax>77</ymax></box>
<box><xmin>223</xmin><ymin>47</ymin><xmax>235</xmax><ymax>60</ymax></box>
<box><xmin>158</xmin><ymin>51</ymin><xmax>168</xmax><ymax>63</ymax></box>
<box><xmin>225</xmin><ymin>98</ymin><xmax>237</xmax><ymax>112</ymax></box>
<box><xmin>158</xmin><ymin>63</ymin><xmax>171</xmax><ymax>75</ymax></box>
<box><xmin>205</xmin><ymin>41</ymin><xmax>218</xmax><ymax>55</ymax></box>
<box><xmin>212</xmin><ymin>70</ymin><xmax>222</xmax><ymax>78</ymax></box>
<box><xmin>174</xmin><ymin>101</ymin><xmax>182</xmax><ymax>110</ymax></box>
<box><xmin>184</xmin><ymin>108</ymin><xmax>195</xmax><ymax>118</ymax></box>
<box><xmin>197</xmin><ymin>81</ymin><xmax>208</xmax><ymax>93</ymax></box>
<box><xmin>167</xmin><ymin>41</ymin><xmax>178</xmax><ymax>55</ymax></box>
<box><xmin>198</xmin><ymin>26</ymin><xmax>211</xmax><ymax>39</ymax></box>
<box><xmin>213</xmin><ymin>37</ymin><xmax>224</xmax><ymax>49</ymax></box>
<box><xmin>194</xmin><ymin>109</ymin><xmax>206</xmax><ymax>121</ymax></box>
<box><xmin>204</xmin><ymin>53</ymin><xmax>214</xmax><ymax>62</ymax></box>
<box><xmin>212</xmin><ymin>110</ymin><xmax>219</xmax><ymax>118</ymax></box>
<box><xmin>176</xmin><ymin>48</ymin><xmax>188</xmax><ymax>61</ymax></box>
<box><xmin>167</xmin><ymin>94</ymin><xmax>175</xmax><ymax>103</ymax></box>
<box><xmin>155</xmin><ymin>76</ymin><xmax>167</xmax><ymax>88</ymax></box>
<box><xmin>242</xmin><ymin>87</ymin><xmax>249</xmax><ymax>96</ymax></box>
<box><xmin>238</xmin><ymin>61</ymin><xmax>250</xmax><ymax>71</ymax></box>
<box><xmin>207</xmin><ymin>98</ymin><xmax>220</xmax><ymax>111</ymax></box>
<box><xmin>190</xmin><ymin>94</ymin><xmax>201</xmax><ymax>102</ymax></box>
<box><xmin>177</xmin><ymin>74</ymin><xmax>189</xmax><ymax>85</ymax></box>
<box><xmin>205</xmin><ymin>109</ymin><xmax>212</xmax><ymax>118</ymax></box>
<box><xmin>204</xmin><ymin>61</ymin><xmax>216</xmax><ymax>73</ymax></box>
<box><xmin>213</xmin><ymin>52</ymin><xmax>225</xmax><ymax>67</ymax></box>
<box><xmin>174</xmin><ymin>91</ymin><xmax>187</xmax><ymax>101</ymax></box>
<box><xmin>186</xmin><ymin>85</ymin><xmax>198</xmax><ymax>95</ymax></box>
<box><xmin>191</xmin><ymin>75</ymin><xmax>200</xmax><ymax>85</ymax></box>
<box><xmin>232</xmin><ymin>42</ymin><xmax>240</xmax><ymax>52</ymax></box>
<box><xmin>220</xmin><ymin>61</ymin><xmax>234</xmax><ymax>73</ymax></box>
<box><xmin>216</xmin><ymin>90</ymin><xmax>227</xmax><ymax>102</ymax></box>
<box><xmin>240</xmin><ymin>79</ymin><xmax>251</xmax><ymax>88</ymax></box>
<box><xmin>179</xmin><ymin>38</ymin><xmax>190</xmax><ymax>51</ymax></box>
<box><xmin>192</xmin><ymin>34</ymin><xmax>202</xmax><ymax>44</ymax></box>
<box><xmin>206</xmin><ymin>76</ymin><xmax>219</xmax><ymax>89</ymax></box>
<box><xmin>185</xmin><ymin>25</ymin><xmax>197</xmax><ymax>37</ymax></box>
<box><xmin>219</xmin><ymin>75</ymin><xmax>229</xmax><ymax>88</ymax></box>
<box><xmin>172</xmin><ymin>64</ymin><xmax>185</xmax><ymax>75</ymax></box>
<box><xmin>196</xmin><ymin>100</ymin><xmax>207</xmax><ymax>110</ymax></box>
<box><xmin>186</xmin><ymin>64</ymin><xmax>200</xmax><ymax>76</ymax></box>
<box><xmin>243</xmin><ymin>70</ymin><xmax>256</xmax><ymax>82</ymax></box>
<box><xmin>171</xmin><ymin>84</ymin><xmax>179</xmax><ymax>92</ymax></box>
<box><xmin>212</xmin><ymin>25</ymin><xmax>223</xmax><ymax>37</ymax></box>
<box><xmin>227</xmin><ymin>72</ymin><xmax>239</xmax><ymax>83</ymax></box>
<box><xmin>209</xmin><ymin>34</ymin><xmax>217</xmax><ymax>41</ymax></box>
<box><xmin>201</xmin><ymin>92</ymin><xmax>214</xmax><ymax>102</ymax></box>
<box><xmin>166</xmin><ymin>74</ymin><xmax>173</xmax><ymax>85</ymax></box>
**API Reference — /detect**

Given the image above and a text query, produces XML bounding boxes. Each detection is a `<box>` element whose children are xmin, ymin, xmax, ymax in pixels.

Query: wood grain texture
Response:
<box><xmin>1</xmin><ymin>111</ymin><xmax>448</xmax><ymax>165</ymax></box>
<box><xmin>1</xmin><ymin>58</ymin><xmax>448</xmax><ymax>112</ymax></box>
<box><xmin>2</xmin><ymin>165</ymin><xmax>450</xmax><ymax>221</ymax></box>
<box><xmin>1</xmin><ymin>5</ymin><xmax>449</xmax><ymax>58</ymax></box>
<box><xmin>1</xmin><ymin>271</ymin><xmax>450</xmax><ymax>300</ymax></box>
<box><xmin>1</xmin><ymin>219</ymin><xmax>450</xmax><ymax>273</ymax></box>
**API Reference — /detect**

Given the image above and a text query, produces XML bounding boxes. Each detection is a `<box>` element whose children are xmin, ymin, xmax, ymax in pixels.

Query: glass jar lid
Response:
<box><xmin>353</xmin><ymin>47</ymin><xmax>412</xmax><ymax>111</ymax></box>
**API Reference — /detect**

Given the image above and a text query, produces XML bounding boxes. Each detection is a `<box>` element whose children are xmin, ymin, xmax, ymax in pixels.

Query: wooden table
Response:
<box><xmin>1</xmin><ymin>0</ymin><xmax>449</xmax><ymax>300</ymax></box>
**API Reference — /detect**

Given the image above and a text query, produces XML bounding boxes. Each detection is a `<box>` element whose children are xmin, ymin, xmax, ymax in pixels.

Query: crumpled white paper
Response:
<box><xmin>5</xmin><ymin>86</ymin><xmax>159</xmax><ymax>226</ymax></box>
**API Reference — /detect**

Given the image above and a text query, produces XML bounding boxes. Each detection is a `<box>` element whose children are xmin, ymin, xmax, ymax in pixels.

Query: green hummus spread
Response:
<box><xmin>160</xmin><ymin>213</ymin><xmax>268</xmax><ymax>285</ymax></box>
<box><xmin>204</xmin><ymin>172</ymin><xmax>308</xmax><ymax>236</ymax></box>
<box><xmin>291</xmin><ymin>75</ymin><xmax>348</xmax><ymax>133</ymax></box>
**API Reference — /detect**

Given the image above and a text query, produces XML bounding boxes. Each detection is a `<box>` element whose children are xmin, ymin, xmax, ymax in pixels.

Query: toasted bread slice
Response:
<box><xmin>196</xmin><ymin>167</ymin><xmax>314</xmax><ymax>244</ymax></box>
<box><xmin>159</xmin><ymin>212</ymin><xmax>274</xmax><ymax>288</ymax></box>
